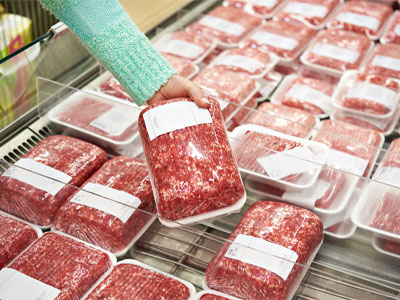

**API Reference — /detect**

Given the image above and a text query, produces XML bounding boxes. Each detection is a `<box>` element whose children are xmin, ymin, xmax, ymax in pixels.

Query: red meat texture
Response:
<box><xmin>305</xmin><ymin>29</ymin><xmax>371</xmax><ymax>72</ymax></box>
<box><xmin>225</xmin><ymin>0</ymin><xmax>283</xmax><ymax>16</ymax></box>
<box><xmin>339</xmin><ymin>116</ymin><xmax>387</xmax><ymax>133</ymax></box>
<box><xmin>200</xmin><ymin>294</ymin><xmax>230</xmax><ymax>300</ymax></box>
<box><xmin>277</xmin><ymin>0</ymin><xmax>340</xmax><ymax>27</ymax></box>
<box><xmin>54</xmin><ymin>157</ymin><xmax>156</xmax><ymax>253</ymax></box>
<box><xmin>226</xmin><ymin>96</ymin><xmax>257</xmax><ymax>132</ymax></box>
<box><xmin>242</xmin><ymin>19</ymin><xmax>315</xmax><ymax>60</ymax></box>
<box><xmin>162</xmin><ymin>54</ymin><xmax>197</xmax><ymax>79</ymax></box>
<box><xmin>0</xmin><ymin>135</ymin><xmax>107</xmax><ymax>226</ymax></box>
<box><xmin>187</xmin><ymin>6</ymin><xmax>261</xmax><ymax>46</ymax></box>
<box><xmin>8</xmin><ymin>232</ymin><xmax>112</xmax><ymax>300</ymax></box>
<box><xmin>274</xmin><ymin>63</ymin><xmax>299</xmax><ymax>76</ymax></box>
<box><xmin>313</xmin><ymin>120</ymin><xmax>382</xmax><ymax>177</ymax></box>
<box><xmin>99</xmin><ymin>77</ymin><xmax>133</xmax><ymax>103</ymax></box>
<box><xmin>203</xmin><ymin>48</ymin><xmax>224</xmax><ymax>65</ymax></box>
<box><xmin>381</xmin><ymin>138</ymin><xmax>400</xmax><ymax>168</ymax></box>
<box><xmin>245</xmin><ymin>102</ymin><xmax>317</xmax><ymax>138</ymax></box>
<box><xmin>381</xmin><ymin>11</ymin><xmax>400</xmax><ymax>45</ymax></box>
<box><xmin>383</xmin><ymin>240</ymin><xmax>400</xmax><ymax>255</ymax></box>
<box><xmin>330</xmin><ymin>0</ymin><xmax>392</xmax><ymax>37</ymax></box>
<box><xmin>85</xmin><ymin>263</ymin><xmax>190</xmax><ymax>300</ymax></box>
<box><xmin>0</xmin><ymin>214</ymin><xmax>38</xmax><ymax>269</ymax></box>
<box><xmin>193</xmin><ymin>67</ymin><xmax>256</xmax><ymax>120</ymax></box>
<box><xmin>365</xmin><ymin>43</ymin><xmax>400</xmax><ymax>80</ymax></box>
<box><xmin>138</xmin><ymin>98</ymin><xmax>245</xmax><ymax>221</ymax></box>
<box><xmin>282</xmin><ymin>76</ymin><xmax>334</xmax><ymax>115</ymax></box>
<box><xmin>205</xmin><ymin>201</ymin><xmax>323</xmax><ymax>300</ymax></box>
<box><xmin>370</xmin><ymin>192</ymin><xmax>400</xmax><ymax>235</ymax></box>
<box><xmin>341</xmin><ymin>73</ymin><xmax>399</xmax><ymax>115</ymax></box>
<box><xmin>300</xmin><ymin>67</ymin><xmax>340</xmax><ymax>85</ymax></box>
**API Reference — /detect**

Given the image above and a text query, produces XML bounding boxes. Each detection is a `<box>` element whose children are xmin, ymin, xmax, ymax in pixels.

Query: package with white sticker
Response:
<box><xmin>200</xmin><ymin>16</ymin><xmax>245</xmax><ymax>37</ymax></box>
<box><xmin>311</xmin><ymin>43</ymin><xmax>360</xmax><ymax>64</ymax></box>
<box><xmin>374</xmin><ymin>167</ymin><xmax>400</xmax><ymax>188</ymax></box>
<box><xmin>224</xmin><ymin>0</ymin><xmax>283</xmax><ymax>18</ymax></box>
<box><xmin>326</xmin><ymin>149</ymin><xmax>368</xmax><ymax>177</ymax></box>
<box><xmin>381</xmin><ymin>11</ymin><xmax>400</xmax><ymax>45</ymax></box>
<box><xmin>286</xmin><ymin>85</ymin><xmax>332</xmax><ymax>114</ymax></box>
<box><xmin>373</xmin><ymin>138</ymin><xmax>400</xmax><ymax>188</ymax></box>
<box><xmin>365</xmin><ymin>43</ymin><xmax>400</xmax><ymax>80</ymax></box>
<box><xmin>336</xmin><ymin>13</ymin><xmax>380</xmax><ymax>32</ymax></box>
<box><xmin>371</xmin><ymin>55</ymin><xmax>400</xmax><ymax>72</ymax></box>
<box><xmin>250</xmin><ymin>31</ymin><xmax>299</xmax><ymax>51</ymax></box>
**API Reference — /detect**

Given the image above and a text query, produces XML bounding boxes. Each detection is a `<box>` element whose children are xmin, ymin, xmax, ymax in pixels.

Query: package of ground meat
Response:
<box><xmin>224</xmin><ymin>0</ymin><xmax>285</xmax><ymax>19</ymax></box>
<box><xmin>301</xmin><ymin>29</ymin><xmax>373</xmax><ymax>75</ymax></box>
<box><xmin>196</xmin><ymin>290</ymin><xmax>241</xmax><ymax>300</ymax></box>
<box><xmin>254</xmin><ymin>71</ymin><xmax>283</xmax><ymax>101</ymax></box>
<box><xmin>154</xmin><ymin>31</ymin><xmax>216</xmax><ymax>64</ymax></box>
<box><xmin>372</xmin><ymin>237</ymin><xmax>400</xmax><ymax>259</ymax></box>
<box><xmin>325</xmin><ymin>219</ymin><xmax>357</xmax><ymax>239</ymax></box>
<box><xmin>332</xmin><ymin>71</ymin><xmax>400</xmax><ymax>118</ymax></box>
<box><xmin>274</xmin><ymin>61</ymin><xmax>301</xmax><ymax>75</ymax></box>
<box><xmin>138</xmin><ymin>97</ymin><xmax>246</xmax><ymax>226</ymax></box>
<box><xmin>312</xmin><ymin>120</ymin><xmax>384</xmax><ymax>177</ymax></box>
<box><xmin>98</xmin><ymin>77</ymin><xmax>133</xmax><ymax>103</ymax></box>
<box><xmin>0</xmin><ymin>232</ymin><xmax>114</xmax><ymax>300</ymax></box>
<box><xmin>83</xmin><ymin>260</ymin><xmax>195</xmax><ymax>300</ymax></box>
<box><xmin>0</xmin><ymin>212</ymin><xmax>41</xmax><ymax>269</ymax></box>
<box><xmin>245</xmin><ymin>102</ymin><xmax>319</xmax><ymax>139</ymax></box>
<box><xmin>163</xmin><ymin>54</ymin><xmax>200</xmax><ymax>79</ymax></box>
<box><xmin>271</xmin><ymin>74</ymin><xmax>334</xmax><ymax>118</ymax></box>
<box><xmin>380</xmin><ymin>11</ymin><xmax>400</xmax><ymax>45</ymax></box>
<box><xmin>192</xmin><ymin>66</ymin><xmax>258</xmax><ymax>121</ymax></box>
<box><xmin>187</xmin><ymin>6</ymin><xmax>262</xmax><ymax>48</ymax></box>
<box><xmin>328</xmin><ymin>0</ymin><xmax>393</xmax><ymax>39</ymax></box>
<box><xmin>371</xmin><ymin>192</ymin><xmax>400</xmax><ymax>236</ymax></box>
<box><xmin>0</xmin><ymin>135</ymin><xmax>107</xmax><ymax>227</ymax></box>
<box><xmin>372</xmin><ymin>138</ymin><xmax>400</xmax><ymax>188</ymax></box>
<box><xmin>226</xmin><ymin>96</ymin><xmax>257</xmax><ymax>132</ymax></box>
<box><xmin>364</xmin><ymin>43</ymin><xmax>400</xmax><ymax>80</ymax></box>
<box><xmin>276</xmin><ymin>0</ymin><xmax>341</xmax><ymax>29</ymax></box>
<box><xmin>299</xmin><ymin>67</ymin><xmax>340</xmax><ymax>85</ymax></box>
<box><xmin>204</xmin><ymin>201</ymin><xmax>323</xmax><ymax>300</ymax></box>
<box><xmin>210</xmin><ymin>46</ymin><xmax>279</xmax><ymax>78</ymax></box>
<box><xmin>242</xmin><ymin>18</ymin><xmax>316</xmax><ymax>62</ymax></box>
<box><xmin>53</xmin><ymin>157</ymin><xmax>156</xmax><ymax>256</ymax></box>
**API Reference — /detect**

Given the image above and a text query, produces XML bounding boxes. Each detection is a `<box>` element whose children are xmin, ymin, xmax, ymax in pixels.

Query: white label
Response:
<box><xmin>143</xmin><ymin>101</ymin><xmax>212</xmax><ymax>141</ymax></box>
<box><xmin>0</xmin><ymin>268</ymin><xmax>61</xmax><ymax>300</ymax></box>
<box><xmin>70</xmin><ymin>182</ymin><xmax>141</xmax><ymax>223</ymax></box>
<box><xmin>284</xmin><ymin>2</ymin><xmax>328</xmax><ymax>18</ymax></box>
<box><xmin>346</xmin><ymin>82</ymin><xmax>397</xmax><ymax>111</ymax></box>
<box><xmin>158</xmin><ymin>39</ymin><xmax>205</xmax><ymax>59</ymax></box>
<box><xmin>90</xmin><ymin>106</ymin><xmax>138</xmax><ymax>136</ymax></box>
<box><xmin>282</xmin><ymin>179</ymin><xmax>331</xmax><ymax>208</ymax></box>
<box><xmin>375</xmin><ymin>167</ymin><xmax>400</xmax><ymax>187</ymax></box>
<box><xmin>257</xmin><ymin>146</ymin><xmax>318</xmax><ymax>180</ymax></box>
<box><xmin>214</xmin><ymin>54</ymin><xmax>264</xmax><ymax>73</ymax></box>
<box><xmin>394</xmin><ymin>24</ymin><xmax>400</xmax><ymax>36</ymax></box>
<box><xmin>225</xmin><ymin>234</ymin><xmax>298</xmax><ymax>280</ymax></box>
<box><xmin>245</xmin><ymin>0</ymin><xmax>277</xmax><ymax>8</ymax></box>
<box><xmin>286</xmin><ymin>84</ymin><xmax>332</xmax><ymax>113</ymax></box>
<box><xmin>251</xmin><ymin>31</ymin><xmax>299</xmax><ymax>51</ymax></box>
<box><xmin>311</xmin><ymin>43</ymin><xmax>360</xmax><ymax>63</ymax></box>
<box><xmin>371</xmin><ymin>55</ymin><xmax>400</xmax><ymax>72</ymax></box>
<box><xmin>199</xmin><ymin>16</ymin><xmax>246</xmax><ymax>37</ymax></box>
<box><xmin>336</xmin><ymin>12</ymin><xmax>380</xmax><ymax>32</ymax></box>
<box><xmin>326</xmin><ymin>149</ymin><xmax>369</xmax><ymax>176</ymax></box>
<box><xmin>3</xmin><ymin>158</ymin><xmax>72</xmax><ymax>196</ymax></box>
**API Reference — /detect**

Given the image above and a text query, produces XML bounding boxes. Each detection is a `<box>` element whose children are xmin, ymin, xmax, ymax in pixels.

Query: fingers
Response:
<box><xmin>185</xmin><ymin>80</ymin><xmax>210</xmax><ymax>108</ymax></box>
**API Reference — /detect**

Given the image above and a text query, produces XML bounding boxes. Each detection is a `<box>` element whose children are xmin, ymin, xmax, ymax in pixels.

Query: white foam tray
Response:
<box><xmin>324</xmin><ymin>219</ymin><xmax>357</xmax><ymax>240</ymax></box>
<box><xmin>372</xmin><ymin>236</ymin><xmax>400</xmax><ymax>259</ymax></box>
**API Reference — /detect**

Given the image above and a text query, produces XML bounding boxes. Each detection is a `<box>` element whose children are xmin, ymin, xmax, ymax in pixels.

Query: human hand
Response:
<box><xmin>147</xmin><ymin>75</ymin><xmax>210</xmax><ymax>108</ymax></box>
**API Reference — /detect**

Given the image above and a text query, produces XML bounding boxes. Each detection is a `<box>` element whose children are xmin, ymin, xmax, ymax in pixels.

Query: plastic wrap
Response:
<box><xmin>364</xmin><ymin>43</ymin><xmax>400</xmax><ymax>80</ymax></box>
<box><xmin>226</xmin><ymin>96</ymin><xmax>257</xmax><ymax>132</ymax></box>
<box><xmin>380</xmin><ymin>11</ymin><xmax>400</xmax><ymax>44</ymax></box>
<box><xmin>84</xmin><ymin>260</ymin><xmax>195</xmax><ymax>300</ymax></box>
<box><xmin>0</xmin><ymin>213</ymin><xmax>40</xmax><ymax>269</ymax></box>
<box><xmin>383</xmin><ymin>240</ymin><xmax>400</xmax><ymax>255</ymax></box>
<box><xmin>0</xmin><ymin>232</ymin><xmax>114</xmax><ymax>300</ymax></box>
<box><xmin>300</xmin><ymin>67</ymin><xmax>340</xmax><ymax>85</ymax></box>
<box><xmin>273</xmin><ymin>61</ymin><xmax>301</xmax><ymax>75</ymax></box>
<box><xmin>202</xmin><ymin>48</ymin><xmax>224</xmax><ymax>65</ymax></box>
<box><xmin>53</xmin><ymin>157</ymin><xmax>156</xmax><ymax>255</ymax></box>
<box><xmin>242</xmin><ymin>18</ymin><xmax>315</xmax><ymax>62</ymax></box>
<box><xmin>163</xmin><ymin>54</ymin><xmax>199</xmax><ymax>79</ymax></box>
<box><xmin>224</xmin><ymin>0</ymin><xmax>285</xmax><ymax>19</ymax></box>
<box><xmin>138</xmin><ymin>97</ymin><xmax>246</xmax><ymax>225</ymax></box>
<box><xmin>98</xmin><ymin>77</ymin><xmax>133</xmax><ymax>103</ymax></box>
<box><xmin>196</xmin><ymin>290</ymin><xmax>241</xmax><ymax>300</ymax></box>
<box><xmin>0</xmin><ymin>135</ymin><xmax>107</xmax><ymax>227</ymax></box>
<box><xmin>245</xmin><ymin>102</ymin><xmax>318</xmax><ymax>138</ymax></box>
<box><xmin>187</xmin><ymin>6</ymin><xmax>262</xmax><ymax>48</ymax></box>
<box><xmin>204</xmin><ymin>201</ymin><xmax>323</xmax><ymax>300</ymax></box>
<box><xmin>370</xmin><ymin>192</ymin><xmax>400</xmax><ymax>235</ymax></box>
<box><xmin>372</xmin><ymin>237</ymin><xmax>400</xmax><ymax>258</ymax></box>
<box><xmin>328</xmin><ymin>0</ymin><xmax>393</xmax><ymax>39</ymax></box>
<box><xmin>254</xmin><ymin>71</ymin><xmax>283</xmax><ymax>101</ymax></box>
<box><xmin>373</xmin><ymin>138</ymin><xmax>400</xmax><ymax>188</ymax></box>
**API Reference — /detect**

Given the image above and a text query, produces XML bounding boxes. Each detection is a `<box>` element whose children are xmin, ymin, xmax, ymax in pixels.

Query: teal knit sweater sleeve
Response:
<box><xmin>40</xmin><ymin>0</ymin><xmax>177</xmax><ymax>106</ymax></box>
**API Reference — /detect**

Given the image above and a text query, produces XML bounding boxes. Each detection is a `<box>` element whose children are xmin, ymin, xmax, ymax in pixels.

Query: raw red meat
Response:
<box><xmin>163</xmin><ymin>54</ymin><xmax>198</xmax><ymax>79</ymax></box>
<box><xmin>365</xmin><ymin>43</ymin><xmax>400</xmax><ymax>80</ymax></box>
<box><xmin>329</xmin><ymin>0</ymin><xmax>392</xmax><ymax>38</ymax></box>
<box><xmin>205</xmin><ymin>201</ymin><xmax>323</xmax><ymax>300</ymax></box>
<box><xmin>225</xmin><ymin>0</ymin><xmax>284</xmax><ymax>17</ymax></box>
<box><xmin>53</xmin><ymin>157</ymin><xmax>155</xmax><ymax>253</ymax></box>
<box><xmin>8</xmin><ymin>232</ymin><xmax>112</xmax><ymax>300</ymax></box>
<box><xmin>226</xmin><ymin>96</ymin><xmax>257</xmax><ymax>132</ymax></box>
<box><xmin>274</xmin><ymin>63</ymin><xmax>299</xmax><ymax>75</ymax></box>
<box><xmin>300</xmin><ymin>67</ymin><xmax>340</xmax><ymax>85</ymax></box>
<box><xmin>381</xmin><ymin>11</ymin><xmax>400</xmax><ymax>44</ymax></box>
<box><xmin>381</xmin><ymin>138</ymin><xmax>400</xmax><ymax>168</ymax></box>
<box><xmin>85</xmin><ymin>262</ymin><xmax>190</xmax><ymax>300</ymax></box>
<box><xmin>277</xmin><ymin>0</ymin><xmax>340</xmax><ymax>27</ymax></box>
<box><xmin>242</xmin><ymin>18</ymin><xmax>315</xmax><ymax>60</ymax></box>
<box><xmin>200</xmin><ymin>294</ymin><xmax>230</xmax><ymax>300</ymax></box>
<box><xmin>383</xmin><ymin>240</ymin><xmax>400</xmax><ymax>255</ymax></box>
<box><xmin>245</xmin><ymin>102</ymin><xmax>317</xmax><ymax>138</ymax></box>
<box><xmin>0</xmin><ymin>214</ymin><xmax>38</xmax><ymax>269</ymax></box>
<box><xmin>187</xmin><ymin>6</ymin><xmax>261</xmax><ymax>46</ymax></box>
<box><xmin>304</xmin><ymin>29</ymin><xmax>372</xmax><ymax>72</ymax></box>
<box><xmin>370</xmin><ymin>192</ymin><xmax>400</xmax><ymax>235</ymax></box>
<box><xmin>99</xmin><ymin>77</ymin><xmax>133</xmax><ymax>103</ymax></box>
<box><xmin>202</xmin><ymin>48</ymin><xmax>224</xmax><ymax>65</ymax></box>
<box><xmin>338</xmin><ymin>116</ymin><xmax>389</xmax><ymax>133</ymax></box>
<box><xmin>138</xmin><ymin>98</ymin><xmax>245</xmax><ymax>221</ymax></box>
<box><xmin>0</xmin><ymin>135</ymin><xmax>107</xmax><ymax>226</ymax></box>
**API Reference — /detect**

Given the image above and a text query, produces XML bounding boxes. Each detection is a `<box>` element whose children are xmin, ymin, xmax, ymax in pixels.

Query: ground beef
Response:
<box><xmin>381</xmin><ymin>138</ymin><xmax>400</xmax><ymax>168</ymax></box>
<box><xmin>202</xmin><ymin>48</ymin><xmax>224</xmax><ymax>65</ymax></box>
<box><xmin>381</xmin><ymin>11</ymin><xmax>400</xmax><ymax>45</ymax></box>
<box><xmin>274</xmin><ymin>63</ymin><xmax>300</xmax><ymax>75</ymax></box>
<box><xmin>365</xmin><ymin>43</ymin><xmax>400</xmax><ymax>80</ymax></box>
<box><xmin>254</xmin><ymin>71</ymin><xmax>283</xmax><ymax>100</ymax></box>
<box><xmin>163</xmin><ymin>54</ymin><xmax>198</xmax><ymax>79</ymax></box>
<box><xmin>334</xmin><ymin>111</ymin><xmax>393</xmax><ymax>133</ymax></box>
<box><xmin>370</xmin><ymin>192</ymin><xmax>400</xmax><ymax>235</ymax></box>
<box><xmin>304</xmin><ymin>29</ymin><xmax>371</xmax><ymax>72</ymax></box>
<box><xmin>245</xmin><ymin>102</ymin><xmax>317</xmax><ymax>138</ymax></box>
<box><xmin>8</xmin><ymin>232</ymin><xmax>112</xmax><ymax>300</ymax></box>
<box><xmin>200</xmin><ymin>294</ymin><xmax>231</xmax><ymax>300</ymax></box>
<box><xmin>85</xmin><ymin>262</ymin><xmax>191</xmax><ymax>300</ymax></box>
<box><xmin>99</xmin><ymin>77</ymin><xmax>133</xmax><ymax>103</ymax></box>
<box><xmin>226</xmin><ymin>96</ymin><xmax>257</xmax><ymax>132</ymax></box>
<box><xmin>0</xmin><ymin>214</ymin><xmax>39</xmax><ymax>269</ymax></box>
<box><xmin>300</xmin><ymin>67</ymin><xmax>340</xmax><ymax>85</ymax></box>
<box><xmin>383</xmin><ymin>240</ymin><xmax>400</xmax><ymax>255</ymax></box>
<box><xmin>225</xmin><ymin>0</ymin><xmax>284</xmax><ymax>17</ymax></box>
<box><xmin>205</xmin><ymin>201</ymin><xmax>323</xmax><ymax>300</ymax></box>
<box><xmin>329</xmin><ymin>0</ymin><xmax>392</xmax><ymax>38</ymax></box>
<box><xmin>53</xmin><ymin>157</ymin><xmax>155</xmax><ymax>254</ymax></box>
<box><xmin>242</xmin><ymin>18</ymin><xmax>315</xmax><ymax>60</ymax></box>
<box><xmin>0</xmin><ymin>135</ymin><xmax>107</xmax><ymax>226</ymax></box>
<box><xmin>138</xmin><ymin>98</ymin><xmax>245</xmax><ymax>221</ymax></box>
<box><xmin>187</xmin><ymin>6</ymin><xmax>261</xmax><ymax>46</ymax></box>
